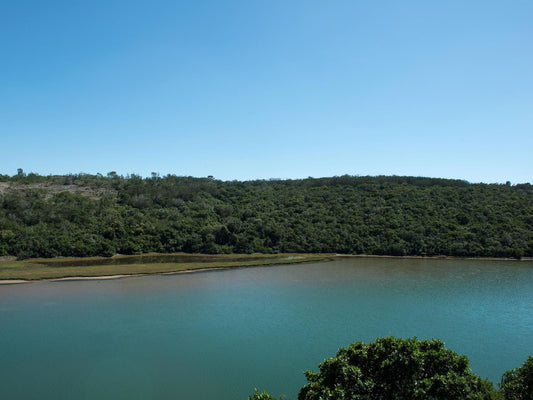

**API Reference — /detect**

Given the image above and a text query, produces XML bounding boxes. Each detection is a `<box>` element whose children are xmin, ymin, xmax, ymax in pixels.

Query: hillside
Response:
<box><xmin>0</xmin><ymin>173</ymin><xmax>531</xmax><ymax>259</ymax></box>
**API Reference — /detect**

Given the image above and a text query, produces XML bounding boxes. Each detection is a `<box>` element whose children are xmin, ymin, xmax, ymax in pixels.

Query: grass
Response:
<box><xmin>0</xmin><ymin>253</ymin><xmax>331</xmax><ymax>281</ymax></box>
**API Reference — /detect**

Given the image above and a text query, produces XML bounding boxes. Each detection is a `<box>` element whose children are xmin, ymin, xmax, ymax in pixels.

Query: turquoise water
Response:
<box><xmin>1</xmin><ymin>258</ymin><xmax>532</xmax><ymax>399</ymax></box>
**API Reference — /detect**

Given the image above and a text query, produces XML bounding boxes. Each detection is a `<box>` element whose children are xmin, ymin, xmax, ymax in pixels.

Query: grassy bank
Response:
<box><xmin>0</xmin><ymin>253</ymin><xmax>330</xmax><ymax>282</ymax></box>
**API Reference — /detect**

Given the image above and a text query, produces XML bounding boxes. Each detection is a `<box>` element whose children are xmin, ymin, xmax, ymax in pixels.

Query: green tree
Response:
<box><xmin>501</xmin><ymin>356</ymin><xmax>533</xmax><ymax>400</ymax></box>
<box><xmin>298</xmin><ymin>337</ymin><xmax>496</xmax><ymax>400</ymax></box>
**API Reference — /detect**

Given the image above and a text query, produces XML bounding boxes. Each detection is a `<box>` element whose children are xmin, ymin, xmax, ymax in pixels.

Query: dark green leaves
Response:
<box><xmin>298</xmin><ymin>337</ymin><xmax>496</xmax><ymax>400</ymax></box>
<box><xmin>501</xmin><ymin>356</ymin><xmax>533</xmax><ymax>400</ymax></box>
<box><xmin>1</xmin><ymin>173</ymin><xmax>531</xmax><ymax>258</ymax></box>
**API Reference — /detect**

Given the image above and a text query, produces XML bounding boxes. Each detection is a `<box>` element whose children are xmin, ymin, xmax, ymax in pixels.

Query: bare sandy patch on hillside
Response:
<box><xmin>0</xmin><ymin>182</ymin><xmax>115</xmax><ymax>199</ymax></box>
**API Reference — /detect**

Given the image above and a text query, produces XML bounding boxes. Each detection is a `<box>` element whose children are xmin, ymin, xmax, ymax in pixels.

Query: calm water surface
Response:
<box><xmin>1</xmin><ymin>258</ymin><xmax>532</xmax><ymax>399</ymax></box>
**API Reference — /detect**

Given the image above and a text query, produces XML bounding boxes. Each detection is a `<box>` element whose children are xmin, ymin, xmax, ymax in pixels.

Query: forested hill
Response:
<box><xmin>0</xmin><ymin>173</ymin><xmax>531</xmax><ymax>259</ymax></box>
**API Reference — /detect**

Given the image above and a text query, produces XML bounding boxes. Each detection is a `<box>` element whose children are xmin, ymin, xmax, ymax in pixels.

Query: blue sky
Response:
<box><xmin>1</xmin><ymin>0</ymin><xmax>532</xmax><ymax>183</ymax></box>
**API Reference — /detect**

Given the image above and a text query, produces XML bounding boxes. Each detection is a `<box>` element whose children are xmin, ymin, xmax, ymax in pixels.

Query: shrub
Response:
<box><xmin>501</xmin><ymin>356</ymin><xmax>533</xmax><ymax>400</ymax></box>
<box><xmin>298</xmin><ymin>337</ymin><xmax>496</xmax><ymax>400</ymax></box>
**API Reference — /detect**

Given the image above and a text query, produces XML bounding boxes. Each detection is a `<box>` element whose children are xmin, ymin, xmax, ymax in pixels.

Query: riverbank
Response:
<box><xmin>0</xmin><ymin>253</ymin><xmax>331</xmax><ymax>283</ymax></box>
<box><xmin>333</xmin><ymin>254</ymin><xmax>533</xmax><ymax>261</ymax></box>
<box><xmin>2</xmin><ymin>253</ymin><xmax>531</xmax><ymax>284</ymax></box>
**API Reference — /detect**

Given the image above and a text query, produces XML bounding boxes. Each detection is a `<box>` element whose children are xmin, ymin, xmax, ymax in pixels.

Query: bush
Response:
<box><xmin>247</xmin><ymin>337</ymin><xmax>533</xmax><ymax>400</ymax></box>
<box><xmin>501</xmin><ymin>356</ymin><xmax>533</xmax><ymax>400</ymax></box>
<box><xmin>298</xmin><ymin>337</ymin><xmax>496</xmax><ymax>400</ymax></box>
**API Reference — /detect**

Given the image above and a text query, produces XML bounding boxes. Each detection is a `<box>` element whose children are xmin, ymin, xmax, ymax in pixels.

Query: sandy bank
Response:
<box><xmin>0</xmin><ymin>265</ymin><xmax>274</xmax><ymax>285</ymax></box>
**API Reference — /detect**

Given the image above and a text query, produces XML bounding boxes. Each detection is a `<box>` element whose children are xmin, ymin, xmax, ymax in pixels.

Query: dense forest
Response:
<box><xmin>0</xmin><ymin>172</ymin><xmax>531</xmax><ymax>259</ymax></box>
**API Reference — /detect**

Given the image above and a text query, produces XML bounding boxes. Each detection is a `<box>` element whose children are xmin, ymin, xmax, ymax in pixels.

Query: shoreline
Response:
<box><xmin>0</xmin><ymin>255</ymin><xmax>329</xmax><ymax>284</ymax></box>
<box><xmin>1</xmin><ymin>254</ymin><xmax>531</xmax><ymax>285</ymax></box>
<box><xmin>333</xmin><ymin>254</ymin><xmax>533</xmax><ymax>261</ymax></box>
<box><xmin>0</xmin><ymin>266</ymin><xmax>248</xmax><ymax>285</ymax></box>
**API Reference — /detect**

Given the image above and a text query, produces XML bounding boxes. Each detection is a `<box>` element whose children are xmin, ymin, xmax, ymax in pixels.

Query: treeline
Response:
<box><xmin>0</xmin><ymin>172</ymin><xmax>531</xmax><ymax>259</ymax></box>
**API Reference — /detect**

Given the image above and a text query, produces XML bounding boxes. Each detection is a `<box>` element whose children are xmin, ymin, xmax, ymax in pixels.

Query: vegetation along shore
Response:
<box><xmin>0</xmin><ymin>253</ymin><xmax>329</xmax><ymax>282</ymax></box>
<box><xmin>0</xmin><ymin>172</ymin><xmax>531</xmax><ymax>260</ymax></box>
<box><xmin>2</xmin><ymin>253</ymin><xmax>531</xmax><ymax>283</ymax></box>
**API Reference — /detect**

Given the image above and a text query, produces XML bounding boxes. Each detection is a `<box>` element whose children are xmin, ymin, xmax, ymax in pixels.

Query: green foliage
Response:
<box><xmin>245</xmin><ymin>337</ymin><xmax>527</xmax><ymax>400</ymax></box>
<box><xmin>248</xmin><ymin>389</ymin><xmax>281</xmax><ymax>400</ymax></box>
<box><xmin>500</xmin><ymin>356</ymin><xmax>533</xmax><ymax>400</ymax></box>
<box><xmin>0</xmin><ymin>173</ymin><xmax>531</xmax><ymax>258</ymax></box>
<box><xmin>298</xmin><ymin>337</ymin><xmax>497</xmax><ymax>400</ymax></box>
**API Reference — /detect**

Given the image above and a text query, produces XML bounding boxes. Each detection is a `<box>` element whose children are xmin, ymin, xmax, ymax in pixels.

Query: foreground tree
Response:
<box><xmin>298</xmin><ymin>337</ymin><xmax>496</xmax><ymax>400</ymax></box>
<box><xmin>500</xmin><ymin>356</ymin><xmax>533</xmax><ymax>400</ymax></box>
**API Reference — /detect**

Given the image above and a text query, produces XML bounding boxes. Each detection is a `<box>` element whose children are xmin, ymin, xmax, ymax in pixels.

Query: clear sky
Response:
<box><xmin>1</xmin><ymin>0</ymin><xmax>532</xmax><ymax>183</ymax></box>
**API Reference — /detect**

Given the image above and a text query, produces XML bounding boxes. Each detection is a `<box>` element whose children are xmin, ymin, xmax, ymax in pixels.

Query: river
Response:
<box><xmin>1</xmin><ymin>257</ymin><xmax>532</xmax><ymax>399</ymax></box>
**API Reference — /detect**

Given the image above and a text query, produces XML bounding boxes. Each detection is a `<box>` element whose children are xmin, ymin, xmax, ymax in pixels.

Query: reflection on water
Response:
<box><xmin>37</xmin><ymin>253</ymin><xmax>290</xmax><ymax>267</ymax></box>
<box><xmin>0</xmin><ymin>258</ymin><xmax>532</xmax><ymax>400</ymax></box>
